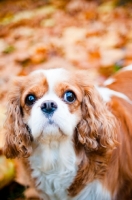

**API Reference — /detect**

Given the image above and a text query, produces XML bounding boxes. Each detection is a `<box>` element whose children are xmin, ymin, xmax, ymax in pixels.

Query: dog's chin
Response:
<box><xmin>44</xmin><ymin>121</ymin><xmax>59</xmax><ymax>133</ymax></box>
<box><xmin>39</xmin><ymin>119</ymin><xmax>64</xmax><ymax>141</ymax></box>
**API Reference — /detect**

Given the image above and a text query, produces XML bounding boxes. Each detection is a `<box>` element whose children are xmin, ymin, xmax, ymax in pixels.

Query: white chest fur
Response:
<box><xmin>29</xmin><ymin>139</ymin><xmax>77</xmax><ymax>200</ymax></box>
<box><xmin>28</xmin><ymin>140</ymin><xmax>111</xmax><ymax>200</ymax></box>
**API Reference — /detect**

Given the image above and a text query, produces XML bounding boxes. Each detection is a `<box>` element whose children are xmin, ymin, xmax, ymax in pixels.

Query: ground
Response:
<box><xmin>0</xmin><ymin>0</ymin><xmax>132</xmax><ymax>199</ymax></box>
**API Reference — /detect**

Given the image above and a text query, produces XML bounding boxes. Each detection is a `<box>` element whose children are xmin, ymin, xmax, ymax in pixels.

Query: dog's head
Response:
<box><xmin>3</xmin><ymin>68</ymin><xmax>117</xmax><ymax>158</ymax></box>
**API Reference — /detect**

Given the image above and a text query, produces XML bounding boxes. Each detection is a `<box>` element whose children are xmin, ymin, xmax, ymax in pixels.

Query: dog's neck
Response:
<box><xmin>29</xmin><ymin>135</ymin><xmax>78</xmax><ymax>171</ymax></box>
<box><xmin>29</xmin><ymin>138</ymin><xmax>77</xmax><ymax>199</ymax></box>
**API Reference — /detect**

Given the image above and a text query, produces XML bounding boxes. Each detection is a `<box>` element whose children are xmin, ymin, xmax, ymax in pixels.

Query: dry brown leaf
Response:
<box><xmin>100</xmin><ymin>48</ymin><xmax>124</xmax><ymax>66</ymax></box>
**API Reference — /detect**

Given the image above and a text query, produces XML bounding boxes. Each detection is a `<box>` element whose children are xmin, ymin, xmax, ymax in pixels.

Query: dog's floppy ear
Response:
<box><xmin>77</xmin><ymin>85</ymin><xmax>117</xmax><ymax>151</ymax></box>
<box><xmin>3</xmin><ymin>78</ymin><xmax>32</xmax><ymax>158</ymax></box>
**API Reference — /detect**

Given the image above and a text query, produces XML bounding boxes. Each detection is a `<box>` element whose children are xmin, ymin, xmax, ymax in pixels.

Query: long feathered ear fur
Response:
<box><xmin>3</xmin><ymin>79</ymin><xmax>33</xmax><ymax>158</ymax></box>
<box><xmin>77</xmin><ymin>85</ymin><xmax>117</xmax><ymax>152</ymax></box>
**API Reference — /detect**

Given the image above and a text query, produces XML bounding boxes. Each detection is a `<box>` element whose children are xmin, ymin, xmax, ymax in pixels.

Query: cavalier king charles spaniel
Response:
<box><xmin>3</xmin><ymin>65</ymin><xmax>132</xmax><ymax>200</ymax></box>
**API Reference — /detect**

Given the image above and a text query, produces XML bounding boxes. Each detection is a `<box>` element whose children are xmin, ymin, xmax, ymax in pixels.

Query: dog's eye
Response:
<box><xmin>25</xmin><ymin>94</ymin><xmax>36</xmax><ymax>106</ymax></box>
<box><xmin>63</xmin><ymin>91</ymin><xmax>76</xmax><ymax>103</ymax></box>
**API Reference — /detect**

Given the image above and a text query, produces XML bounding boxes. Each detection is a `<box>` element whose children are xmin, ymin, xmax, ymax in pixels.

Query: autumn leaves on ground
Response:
<box><xmin>0</xmin><ymin>0</ymin><xmax>132</xmax><ymax>199</ymax></box>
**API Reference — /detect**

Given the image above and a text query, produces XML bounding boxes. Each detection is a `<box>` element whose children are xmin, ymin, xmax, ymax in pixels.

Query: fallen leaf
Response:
<box><xmin>0</xmin><ymin>156</ymin><xmax>15</xmax><ymax>189</ymax></box>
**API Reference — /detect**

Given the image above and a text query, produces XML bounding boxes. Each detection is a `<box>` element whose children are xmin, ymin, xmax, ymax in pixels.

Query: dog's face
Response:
<box><xmin>3</xmin><ymin>68</ymin><xmax>117</xmax><ymax>158</ymax></box>
<box><xmin>21</xmin><ymin>68</ymin><xmax>82</xmax><ymax>141</ymax></box>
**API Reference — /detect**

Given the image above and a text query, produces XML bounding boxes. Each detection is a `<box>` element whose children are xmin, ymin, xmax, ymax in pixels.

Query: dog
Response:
<box><xmin>3</xmin><ymin>65</ymin><xmax>132</xmax><ymax>200</ymax></box>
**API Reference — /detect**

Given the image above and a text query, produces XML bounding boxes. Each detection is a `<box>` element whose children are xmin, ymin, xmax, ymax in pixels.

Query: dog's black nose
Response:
<box><xmin>41</xmin><ymin>101</ymin><xmax>57</xmax><ymax>115</ymax></box>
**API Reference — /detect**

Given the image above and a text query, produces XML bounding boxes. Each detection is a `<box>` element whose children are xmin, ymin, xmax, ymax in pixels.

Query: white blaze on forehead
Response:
<box><xmin>42</xmin><ymin>68</ymin><xmax>69</xmax><ymax>92</ymax></box>
<box><xmin>31</xmin><ymin>68</ymin><xmax>69</xmax><ymax>92</ymax></box>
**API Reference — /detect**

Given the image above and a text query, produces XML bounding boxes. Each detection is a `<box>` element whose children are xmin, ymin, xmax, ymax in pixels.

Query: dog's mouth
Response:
<box><xmin>47</xmin><ymin>117</ymin><xmax>55</xmax><ymax>125</ymax></box>
<box><xmin>44</xmin><ymin>115</ymin><xmax>59</xmax><ymax>127</ymax></box>
<box><xmin>42</xmin><ymin>117</ymin><xmax>60</xmax><ymax>132</ymax></box>
<box><xmin>38</xmin><ymin>120</ymin><xmax>65</xmax><ymax>144</ymax></box>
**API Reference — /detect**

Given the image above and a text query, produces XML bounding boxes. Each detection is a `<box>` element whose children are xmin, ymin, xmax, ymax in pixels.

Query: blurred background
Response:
<box><xmin>0</xmin><ymin>0</ymin><xmax>132</xmax><ymax>199</ymax></box>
